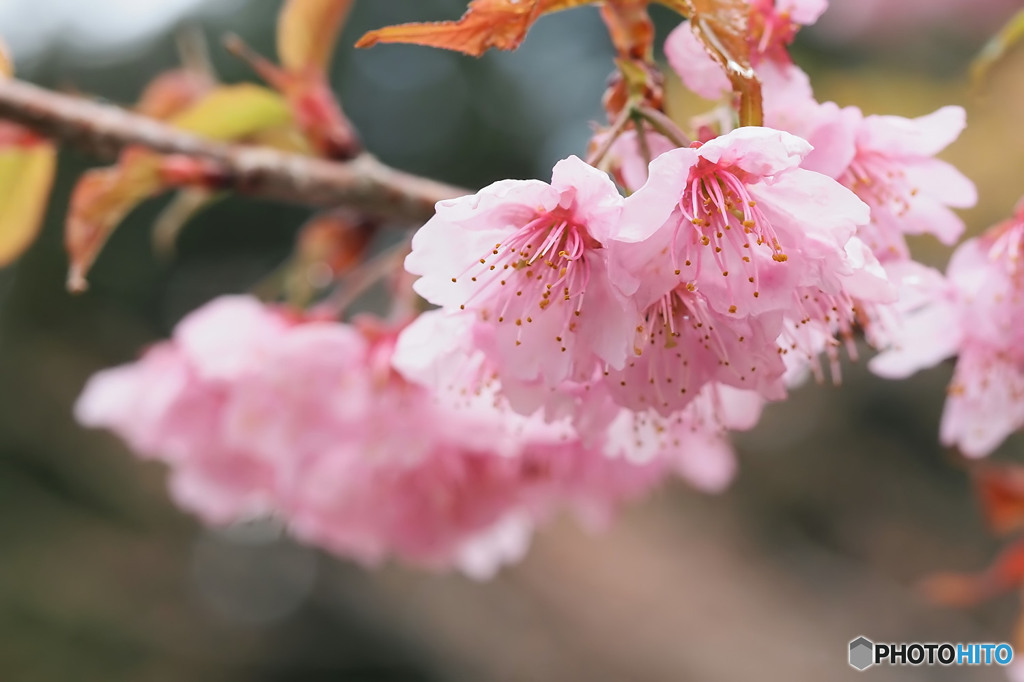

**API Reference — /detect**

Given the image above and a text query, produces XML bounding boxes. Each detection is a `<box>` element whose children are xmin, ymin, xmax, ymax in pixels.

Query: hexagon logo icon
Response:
<box><xmin>849</xmin><ymin>636</ymin><xmax>875</xmax><ymax>671</ymax></box>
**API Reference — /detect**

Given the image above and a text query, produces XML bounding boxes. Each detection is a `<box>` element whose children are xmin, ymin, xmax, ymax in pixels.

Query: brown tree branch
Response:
<box><xmin>0</xmin><ymin>77</ymin><xmax>469</xmax><ymax>223</ymax></box>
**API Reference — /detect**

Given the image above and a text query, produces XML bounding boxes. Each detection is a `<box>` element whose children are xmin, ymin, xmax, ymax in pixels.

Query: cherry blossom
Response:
<box><xmin>609</xmin><ymin>126</ymin><xmax>889</xmax><ymax>404</ymax></box>
<box><xmin>836</xmin><ymin>106</ymin><xmax>977</xmax><ymax>261</ymax></box>
<box><xmin>812</xmin><ymin>0</ymin><xmax>1020</xmax><ymax>45</ymax></box>
<box><xmin>762</xmin><ymin>89</ymin><xmax>976</xmax><ymax>262</ymax></box>
<box><xmin>871</xmin><ymin>202</ymin><xmax>1024</xmax><ymax>457</ymax></box>
<box><xmin>393</xmin><ymin>309</ymin><xmax>762</xmax><ymax>492</ymax></box>
<box><xmin>405</xmin><ymin>155</ymin><xmax>638</xmax><ymax>395</ymax></box>
<box><xmin>77</xmin><ymin>296</ymin><xmax>695</xmax><ymax>576</ymax></box>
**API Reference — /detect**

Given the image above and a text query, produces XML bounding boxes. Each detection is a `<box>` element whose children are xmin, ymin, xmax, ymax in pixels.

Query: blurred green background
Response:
<box><xmin>2</xmin><ymin>1</ymin><xmax>1024</xmax><ymax>680</ymax></box>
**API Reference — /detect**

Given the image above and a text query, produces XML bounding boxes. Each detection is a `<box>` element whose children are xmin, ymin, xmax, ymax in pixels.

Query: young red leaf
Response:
<box><xmin>64</xmin><ymin>82</ymin><xmax>298</xmax><ymax>290</ymax></box>
<box><xmin>599</xmin><ymin>0</ymin><xmax>656</xmax><ymax>59</ymax></box>
<box><xmin>356</xmin><ymin>0</ymin><xmax>595</xmax><ymax>56</ymax></box>
<box><xmin>0</xmin><ymin>120</ymin><xmax>44</xmax><ymax>148</ymax></box>
<box><xmin>65</xmin><ymin>150</ymin><xmax>165</xmax><ymax>291</ymax></box>
<box><xmin>356</xmin><ymin>0</ymin><xmax>543</xmax><ymax>55</ymax></box>
<box><xmin>278</xmin><ymin>0</ymin><xmax>355</xmax><ymax>73</ymax></box>
<box><xmin>354</xmin><ymin>1</ymin><xmax>698</xmax><ymax>57</ymax></box>
<box><xmin>975</xmin><ymin>465</ymin><xmax>1024</xmax><ymax>536</ymax></box>
<box><xmin>920</xmin><ymin>541</ymin><xmax>1024</xmax><ymax>608</ymax></box>
<box><xmin>295</xmin><ymin>209</ymin><xmax>374</xmax><ymax>276</ymax></box>
<box><xmin>226</xmin><ymin>33</ymin><xmax>359</xmax><ymax>159</ymax></box>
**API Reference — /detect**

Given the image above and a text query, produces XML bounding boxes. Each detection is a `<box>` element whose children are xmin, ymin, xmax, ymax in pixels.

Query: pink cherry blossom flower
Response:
<box><xmin>837</xmin><ymin>106</ymin><xmax>977</xmax><ymax>261</ymax></box>
<box><xmin>763</xmin><ymin>92</ymin><xmax>976</xmax><ymax>262</ymax></box>
<box><xmin>765</xmin><ymin>97</ymin><xmax>859</xmax><ymax>180</ymax></box>
<box><xmin>872</xmin><ymin>202</ymin><xmax>1024</xmax><ymax>457</ymax></box>
<box><xmin>609</xmin><ymin>126</ymin><xmax>886</xmax><ymax>404</ymax></box>
<box><xmin>598</xmin><ymin>383</ymin><xmax>764</xmax><ymax>492</ymax></box>
<box><xmin>77</xmin><ymin>296</ymin><xmax>681</xmax><ymax>576</ymax></box>
<box><xmin>619</xmin><ymin>127</ymin><xmax>871</xmax><ymax>313</ymax></box>
<box><xmin>604</xmin><ymin>284</ymin><xmax>787</xmax><ymax>415</ymax></box>
<box><xmin>812</xmin><ymin>0</ymin><xmax>1020</xmax><ymax>45</ymax></box>
<box><xmin>665</xmin><ymin>0</ymin><xmax>826</xmax><ymax>105</ymax></box>
<box><xmin>778</xmin><ymin>236</ymin><xmax>896</xmax><ymax>383</ymax></box>
<box><xmin>393</xmin><ymin>309</ymin><xmax>761</xmax><ymax>492</ymax></box>
<box><xmin>866</xmin><ymin>260</ymin><xmax>958</xmax><ymax>381</ymax></box>
<box><xmin>405</xmin><ymin>155</ymin><xmax>638</xmax><ymax>394</ymax></box>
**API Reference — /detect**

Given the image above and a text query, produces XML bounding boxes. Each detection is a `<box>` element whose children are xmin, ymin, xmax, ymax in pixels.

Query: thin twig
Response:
<box><xmin>632</xmin><ymin>112</ymin><xmax>653</xmax><ymax>170</ymax></box>
<box><xmin>586</xmin><ymin>105</ymin><xmax>634</xmax><ymax>168</ymax></box>
<box><xmin>636</xmin><ymin>106</ymin><xmax>691</xmax><ymax>148</ymax></box>
<box><xmin>0</xmin><ymin>77</ymin><xmax>468</xmax><ymax>223</ymax></box>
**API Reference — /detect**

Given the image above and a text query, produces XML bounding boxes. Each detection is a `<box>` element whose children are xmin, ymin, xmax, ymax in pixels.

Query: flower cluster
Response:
<box><xmin>406</xmin><ymin>130</ymin><xmax>894</xmax><ymax>440</ymax></box>
<box><xmin>76</xmin><ymin>296</ymin><xmax>746</xmax><ymax>575</ymax></box>
<box><xmin>872</xmin><ymin>202</ymin><xmax>1024</xmax><ymax>457</ymax></box>
<box><xmin>74</xmin><ymin>0</ymin><xmax>993</xmax><ymax>575</ymax></box>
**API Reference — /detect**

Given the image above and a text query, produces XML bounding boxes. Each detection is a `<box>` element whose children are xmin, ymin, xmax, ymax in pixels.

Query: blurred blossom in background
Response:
<box><xmin>1</xmin><ymin>1</ymin><xmax>1024</xmax><ymax>681</ymax></box>
<box><xmin>810</xmin><ymin>0</ymin><xmax>1021</xmax><ymax>46</ymax></box>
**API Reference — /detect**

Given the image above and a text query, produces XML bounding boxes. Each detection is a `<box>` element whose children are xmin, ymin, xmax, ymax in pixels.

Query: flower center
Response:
<box><xmin>613</xmin><ymin>287</ymin><xmax>738</xmax><ymax>413</ymax></box>
<box><xmin>673</xmin><ymin>165</ymin><xmax>787</xmax><ymax>309</ymax></box>
<box><xmin>779</xmin><ymin>288</ymin><xmax>861</xmax><ymax>383</ymax></box>
<box><xmin>454</xmin><ymin>210</ymin><xmax>598</xmax><ymax>348</ymax></box>
<box><xmin>749</xmin><ymin>0</ymin><xmax>799</xmax><ymax>64</ymax></box>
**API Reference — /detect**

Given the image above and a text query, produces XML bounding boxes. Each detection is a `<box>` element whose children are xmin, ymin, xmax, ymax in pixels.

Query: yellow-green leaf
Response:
<box><xmin>278</xmin><ymin>0</ymin><xmax>354</xmax><ymax>72</ymax></box>
<box><xmin>169</xmin><ymin>84</ymin><xmax>291</xmax><ymax>141</ymax></box>
<box><xmin>0</xmin><ymin>143</ymin><xmax>56</xmax><ymax>266</ymax></box>
<box><xmin>972</xmin><ymin>9</ymin><xmax>1024</xmax><ymax>88</ymax></box>
<box><xmin>0</xmin><ymin>39</ymin><xmax>12</xmax><ymax>78</ymax></box>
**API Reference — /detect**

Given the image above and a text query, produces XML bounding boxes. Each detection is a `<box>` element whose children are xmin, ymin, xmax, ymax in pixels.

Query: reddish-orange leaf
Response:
<box><xmin>600</xmin><ymin>1</ymin><xmax>656</xmax><ymax>59</ymax></box>
<box><xmin>295</xmin><ymin>209</ymin><xmax>374</xmax><ymax>276</ymax></box>
<box><xmin>356</xmin><ymin>0</ymin><xmax>541</xmax><ymax>55</ymax></box>
<box><xmin>65</xmin><ymin>150</ymin><xmax>165</xmax><ymax>291</ymax></box>
<box><xmin>920</xmin><ymin>540</ymin><xmax>1024</xmax><ymax>608</ymax></box>
<box><xmin>975</xmin><ymin>465</ymin><xmax>1024</xmax><ymax>536</ymax></box>
<box><xmin>278</xmin><ymin>0</ymin><xmax>354</xmax><ymax>73</ymax></box>
<box><xmin>986</xmin><ymin>541</ymin><xmax>1024</xmax><ymax>594</ymax></box>
<box><xmin>354</xmin><ymin>0</ymin><xmax>708</xmax><ymax>58</ymax></box>
<box><xmin>225</xmin><ymin>34</ymin><xmax>359</xmax><ymax>159</ymax></box>
<box><xmin>0</xmin><ymin>120</ymin><xmax>44</xmax><ymax>148</ymax></box>
<box><xmin>66</xmin><ymin>83</ymin><xmax>300</xmax><ymax>289</ymax></box>
<box><xmin>356</xmin><ymin>0</ymin><xmax>593</xmax><ymax>56</ymax></box>
<box><xmin>919</xmin><ymin>571</ymin><xmax>994</xmax><ymax>608</ymax></box>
